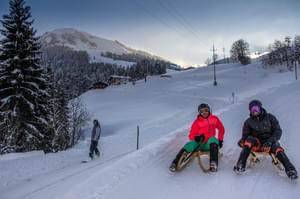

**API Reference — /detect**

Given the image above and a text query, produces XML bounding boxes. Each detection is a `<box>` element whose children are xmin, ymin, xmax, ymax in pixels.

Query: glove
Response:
<box><xmin>219</xmin><ymin>140</ymin><xmax>223</xmax><ymax>148</ymax></box>
<box><xmin>262</xmin><ymin>142</ymin><xmax>272</xmax><ymax>153</ymax></box>
<box><xmin>237</xmin><ymin>138</ymin><xmax>244</xmax><ymax>147</ymax></box>
<box><xmin>194</xmin><ymin>135</ymin><xmax>205</xmax><ymax>143</ymax></box>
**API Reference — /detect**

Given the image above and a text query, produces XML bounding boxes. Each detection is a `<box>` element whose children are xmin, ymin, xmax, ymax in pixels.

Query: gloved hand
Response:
<box><xmin>194</xmin><ymin>134</ymin><xmax>205</xmax><ymax>143</ymax></box>
<box><xmin>237</xmin><ymin>138</ymin><xmax>244</xmax><ymax>147</ymax></box>
<box><xmin>262</xmin><ymin>142</ymin><xmax>272</xmax><ymax>153</ymax></box>
<box><xmin>219</xmin><ymin>140</ymin><xmax>223</xmax><ymax>148</ymax></box>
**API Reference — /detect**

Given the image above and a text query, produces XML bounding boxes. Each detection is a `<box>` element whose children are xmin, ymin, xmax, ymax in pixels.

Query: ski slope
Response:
<box><xmin>1</xmin><ymin>60</ymin><xmax>300</xmax><ymax>199</ymax></box>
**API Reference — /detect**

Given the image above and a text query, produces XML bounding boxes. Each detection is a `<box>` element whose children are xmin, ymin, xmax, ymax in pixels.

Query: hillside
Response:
<box><xmin>1</xmin><ymin>59</ymin><xmax>299</xmax><ymax>199</ymax></box>
<box><xmin>39</xmin><ymin>28</ymin><xmax>173</xmax><ymax>67</ymax></box>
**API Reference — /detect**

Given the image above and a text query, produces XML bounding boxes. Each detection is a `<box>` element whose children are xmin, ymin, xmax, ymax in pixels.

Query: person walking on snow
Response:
<box><xmin>169</xmin><ymin>103</ymin><xmax>225</xmax><ymax>172</ymax></box>
<box><xmin>89</xmin><ymin>119</ymin><xmax>101</xmax><ymax>159</ymax></box>
<box><xmin>234</xmin><ymin>99</ymin><xmax>298</xmax><ymax>179</ymax></box>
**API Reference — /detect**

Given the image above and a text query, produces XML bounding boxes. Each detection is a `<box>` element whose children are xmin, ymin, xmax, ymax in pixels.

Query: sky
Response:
<box><xmin>1</xmin><ymin>0</ymin><xmax>300</xmax><ymax>66</ymax></box>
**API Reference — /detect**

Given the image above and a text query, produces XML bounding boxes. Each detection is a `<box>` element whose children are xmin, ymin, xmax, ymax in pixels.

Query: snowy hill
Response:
<box><xmin>1</xmin><ymin>60</ymin><xmax>300</xmax><ymax>199</ymax></box>
<box><xmin>40</xmin><ymin>28</ymin><xmax>129</xmax><ymax>54</ymax></box>
<box><xmin>39</xmin><ymin>28</ymin><xmax>170</xmax><ymax>67</ymax></box>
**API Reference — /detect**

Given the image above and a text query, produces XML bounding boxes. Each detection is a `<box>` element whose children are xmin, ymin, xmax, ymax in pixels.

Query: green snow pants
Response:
<box><xmin>183</xmin><ymin>137</ymin><xmax>219</xmax><ymax>152</ymax></box>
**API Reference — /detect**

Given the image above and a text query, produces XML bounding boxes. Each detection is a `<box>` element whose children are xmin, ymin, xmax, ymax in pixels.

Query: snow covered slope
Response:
<box><xmin>40</xmin><ymin>28</ymin><xmax>129</xmax><ymax>54</ymax></box>
<box><xmin>39</xmin><ymin>28</ymin><xmax>168</xmax><ymax>67</ymax></box>
<box><xmin>39</xmin><ymin>28</ymin><xmax>136</xmax><ymax>66</ymax></box>
<box><xmin>1</xmin><ymin>59</ymin><xmax>300</xmax><ymax>199</ymax></box>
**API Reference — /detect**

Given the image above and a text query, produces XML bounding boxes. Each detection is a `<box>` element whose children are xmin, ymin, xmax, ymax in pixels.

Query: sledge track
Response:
<box><xmin>97</xmin><ymin>80</ymin><xmax>300</xmax><ymax>199</ymax></box>
<box><xmin>3</xmin><ymin>63</ymin><xmax>300</xmax><ymax>199</ymax></box>
<box><xmin>2</xmin><ymin>149</ymin><xmax>136</xmax><ymax>199</ymax></box>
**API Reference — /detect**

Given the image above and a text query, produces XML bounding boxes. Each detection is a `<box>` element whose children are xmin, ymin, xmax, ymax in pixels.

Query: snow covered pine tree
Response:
<box><xmin>0</xmin><ymin>0</ymin><xmax>53</xmax><ymax>153</ymax></box>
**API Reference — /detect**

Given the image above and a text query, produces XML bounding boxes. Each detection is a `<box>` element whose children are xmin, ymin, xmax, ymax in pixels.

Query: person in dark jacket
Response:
<box><xmin>89</xmin><ymin>119</ymin><xmax>101</xmax><ymax>159</ymax></box>
<box><xmin>234</xmin><ymin>99</ymin><xmax>298</xmax><ymax>179</ymax></box>
<box><xmin>169</xmin><ymin>103</ymin><xmax>225</xmax><ymax>172</ymax></box>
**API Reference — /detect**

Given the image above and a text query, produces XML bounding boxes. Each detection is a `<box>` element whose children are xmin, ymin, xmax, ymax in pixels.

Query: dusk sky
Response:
<box><xmin>1</xmin><ymin>0</ymin><xmax>300</xmax><ymax>66</ymax></box>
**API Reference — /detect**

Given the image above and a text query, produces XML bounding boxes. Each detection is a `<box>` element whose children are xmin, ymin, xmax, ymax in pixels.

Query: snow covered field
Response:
<box><xmin>1</xmin><ymin>59</ymin><xmax>300</xmax><ymax>199</ymax></box>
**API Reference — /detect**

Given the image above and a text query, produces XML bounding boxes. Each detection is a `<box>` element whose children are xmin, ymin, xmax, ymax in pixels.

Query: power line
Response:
<box><xmin>163</xmin><ymin>0</ymin><xmax>203</xmax><ymax>42</ymax></box>
<box><xmin>156</xmin><ymin>0</ymin><xmax>203</xmax><ymax>43</ymax></box>
<box><xmin>132</xmin><ymin>0</ymin><xmax>187</xmax><ymax>38</ymax></box>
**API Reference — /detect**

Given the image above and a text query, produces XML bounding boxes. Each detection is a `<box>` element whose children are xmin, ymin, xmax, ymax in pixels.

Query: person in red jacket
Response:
<box><xmin>169</xmin><ymin>103</ymin><xmax>225</xmax><ymax>172</ymax></box>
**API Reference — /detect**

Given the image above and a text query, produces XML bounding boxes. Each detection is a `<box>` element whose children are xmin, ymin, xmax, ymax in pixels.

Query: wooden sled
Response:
<box><xmin>176</xmin><ymin>150</ymin><xmax>223</xmax><ymax>172</ymax></box>
<box><xmin>248</xmin><ymin>151</ymin><xmax>283</xmax><ymax>171</ymax></box>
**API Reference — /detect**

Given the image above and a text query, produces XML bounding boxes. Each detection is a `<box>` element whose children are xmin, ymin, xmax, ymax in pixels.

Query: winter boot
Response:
<box><xmin>169</xmin><ymin>148</ymin><xmax>186</xmax><ymax>172</ymax></box>
<box><xmin>169</xmin><ymin>163</ymin><xmax>177</xmax><ymax>172</ymax></box>
<box><xmin>276</xmin><ymin>151</ymin><xmax>298</xmax><ymax>179</ymax></box>
<box><xmin>96</xmin><ymin>151</ymin><xmax>100</xmax><ymax>157</ymax></box>
<box><xmin>286</xmin><ymin>168</ymin><xmax>298</xmax><ymax>179</ymax></box>
<box><xmin>209</xmin><ymin>143</ymin><xmax>218</xmax><ymax>172</ymax></box>
<box><xmin>234</xmin><ymin>146</ymin><xmax>251</xmax><ymax>173</ymax></box>
<box><xmin>210</xmin><ymin>161</ymin><xmax>218</xmax><ymax>172</ymax></box>
<box><xmin>89</xmin><ymin>153</ymin><xmax>94</xmax><ymax>160</ymax></box>
<box><xmin>233</xmin><ymin>160</ymin><xmax>246</xmax><ymax>173</ymax></box>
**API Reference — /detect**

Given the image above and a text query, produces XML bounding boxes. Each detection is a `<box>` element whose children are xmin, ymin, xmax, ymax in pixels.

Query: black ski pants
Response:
<box><xmin>89</xmin><ymin>140</ymin><xmax>99</xmax><ymax>156</ymax></box>
<box><xmin>238</xmin><ymin>136</ymin><xmax>284</xmax><ymax>167</ymax></box>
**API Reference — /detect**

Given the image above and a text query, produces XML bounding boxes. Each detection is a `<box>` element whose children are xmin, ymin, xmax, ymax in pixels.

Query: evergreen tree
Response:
<box><xmin>55</xmin><ymin>90</ymin><xmax>70</xmax><ymax>150</ymax></box>
<box><xmin>0</xmin><ymin>0</ymin><xmax>51</xmax><ymax>153</ymax></box>
<box><xmin>45</xmin><ymin>65</ymin><xmax>70</xmax><ymax>152</ymax></box>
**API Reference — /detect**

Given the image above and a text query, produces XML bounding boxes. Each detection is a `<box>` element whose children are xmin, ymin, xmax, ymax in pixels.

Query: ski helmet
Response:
<box><xmin>248</xmin><ymin>99</ymin><xmax>262</xmax><ymax>110</ymax></box>
<box><xmin>198</xmin><ymin>103</ymin><xmax>210</xmax><ymax>113</ymax></box>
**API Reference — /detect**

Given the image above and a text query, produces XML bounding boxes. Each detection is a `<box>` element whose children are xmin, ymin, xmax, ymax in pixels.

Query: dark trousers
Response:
<box><xmin>89</xmin><ymin>140</ymin><xmax>99</xmax><ymax>157</ymax></box>
<box><xmin>238</xmin><ymin>136</ymin><xmax>295</xmax><ymax>171</ymax></box>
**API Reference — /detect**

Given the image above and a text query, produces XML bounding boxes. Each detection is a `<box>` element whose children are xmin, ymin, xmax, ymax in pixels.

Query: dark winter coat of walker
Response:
<box><xmin>89</xmin><ymin>120</ymin><xmax>101</xmax><ymax>159</ymax></box>
<box><xmin>234</xmin><ymin>99</ymin><xmax>298</xmax><ymax>179</ymax></box>
<box><xmin>169</xmin><ymin>103</ymin><xmax>225</xmax><ymax>172</ymax></box>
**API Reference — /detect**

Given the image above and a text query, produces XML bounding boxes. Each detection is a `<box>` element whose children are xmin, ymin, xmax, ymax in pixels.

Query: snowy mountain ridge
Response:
<box><xmin>40</xmin><ymin>28</ymin><xmax>129</xmax><ymax>54</ymax></box>
<box><xmin>39</xmin><ymin>28</ymin><xmax>169</xmax><ymax>66</ymax></box>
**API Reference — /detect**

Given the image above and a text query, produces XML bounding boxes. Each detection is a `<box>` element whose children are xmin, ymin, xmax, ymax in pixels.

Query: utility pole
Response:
<box><xmin>137</xmin><ymin>125</ymin><xmax>140</xmax><ymax>150</ymax></box>
<box><xmin>223</xmin><ymin>47</ymin><xmax>226</xmax><ymax>64</ymax></box>
<box><xmin>295</xmin><ymin>60</ymin><xmax>298</xmax><ymax>80</ymax></box>
<box><xmin>285</xmin><ymin>36</ymin><xmax>291</xmax><ymax>69</ymax></box>
<box><xmin>211</xmin><ymin>44</ymin><xmax>217</xmax><ymax>86</ymax></box>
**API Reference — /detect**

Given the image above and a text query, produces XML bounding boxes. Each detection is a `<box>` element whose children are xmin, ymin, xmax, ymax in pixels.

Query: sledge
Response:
<box><xmin>81</xmin><ymin>159</ymin><xmax>92</xmax><ymax>163</ymax></box>
<box><xmin>248</xmin><ymin>151</ymin><xmax>283</xmax><ymax>171</ymax></box>
<box><xmin>176</xmin><ymin>149</ymin><xmax>223</xmax><ymax>172</ymax></box>
<box><xmin>81</xmin><ymin>152</ymin><xmax>101</xmax><ymax>163</ymax></box>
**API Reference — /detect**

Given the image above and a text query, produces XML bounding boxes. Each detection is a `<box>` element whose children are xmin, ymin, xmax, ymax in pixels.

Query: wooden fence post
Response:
<box><xmin>137</xmin><ymin>125</ymin><xmax>140</xmax><ymax>150</ymax></box>
<box><xmin>295</xmin><ymin>61</ymin><xmax>298</xmax><ymax>80</ymax></box>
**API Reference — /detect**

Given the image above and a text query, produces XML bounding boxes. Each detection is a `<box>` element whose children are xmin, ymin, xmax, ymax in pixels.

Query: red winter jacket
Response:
<box><xmin>189</xmin><ymin>114</ymin><xmax>225</xmax><ymax>143</ymax></box>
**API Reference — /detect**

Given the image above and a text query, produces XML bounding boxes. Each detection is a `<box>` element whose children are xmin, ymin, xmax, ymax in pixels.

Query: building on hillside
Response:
<box><xmin>160</xmin><ymin>74</ymin><xmax>172</xmax><ymax>78</ymax></box>
<box><xmin>89</xmin><ymin>81</ymin><xmax>109</xmax><ymax>90</ymax></box>
<box><xmin>109</xmin><ymin>75</ymin><xmax>132</xmax><ymax>85</ymax></box>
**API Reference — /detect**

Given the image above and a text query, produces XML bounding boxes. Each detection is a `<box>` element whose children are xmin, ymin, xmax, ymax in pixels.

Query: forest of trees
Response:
<box><xmin>261</xmin><ymin>36</ymin><xmax>300</xmax><ymax>70</ymax></box>
<box><xmin>40</xmin><ymin>46</ymin><xmax>168</xmax><ymax>99</ymax></box>
<box><xmin>0</xmin><ymin>0</ymin><xmax>89</xmax><ymax>154</ymax></box>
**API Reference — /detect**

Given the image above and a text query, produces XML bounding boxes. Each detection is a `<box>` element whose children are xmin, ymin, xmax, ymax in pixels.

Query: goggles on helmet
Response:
<box><xmin>250</xmin><ymin>105</ymin><xmax>260</xmax><ymax>113</ymax></box>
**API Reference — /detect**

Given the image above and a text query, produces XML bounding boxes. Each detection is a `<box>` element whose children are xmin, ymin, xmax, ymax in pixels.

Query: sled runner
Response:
<box><xmin>176</xmin><ymin>150</ymin><xmax>223</xmax><ymax>172</ymax></box>
<box><xmin>248</xmin><ymin>151</ymin><xmax>283</xmax><ymax>171</ymax></box>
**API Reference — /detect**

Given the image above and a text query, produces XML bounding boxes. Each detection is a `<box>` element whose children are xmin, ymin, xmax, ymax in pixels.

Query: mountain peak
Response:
<box><xmin>40</xmin><ymin>28</ymin><xmax>129</xmax><ymax>55</ymax></box>
<box><xmin>39</xmin><ymin>27</ymin><xmax>173</xmax><ymax>67</ymax></box>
